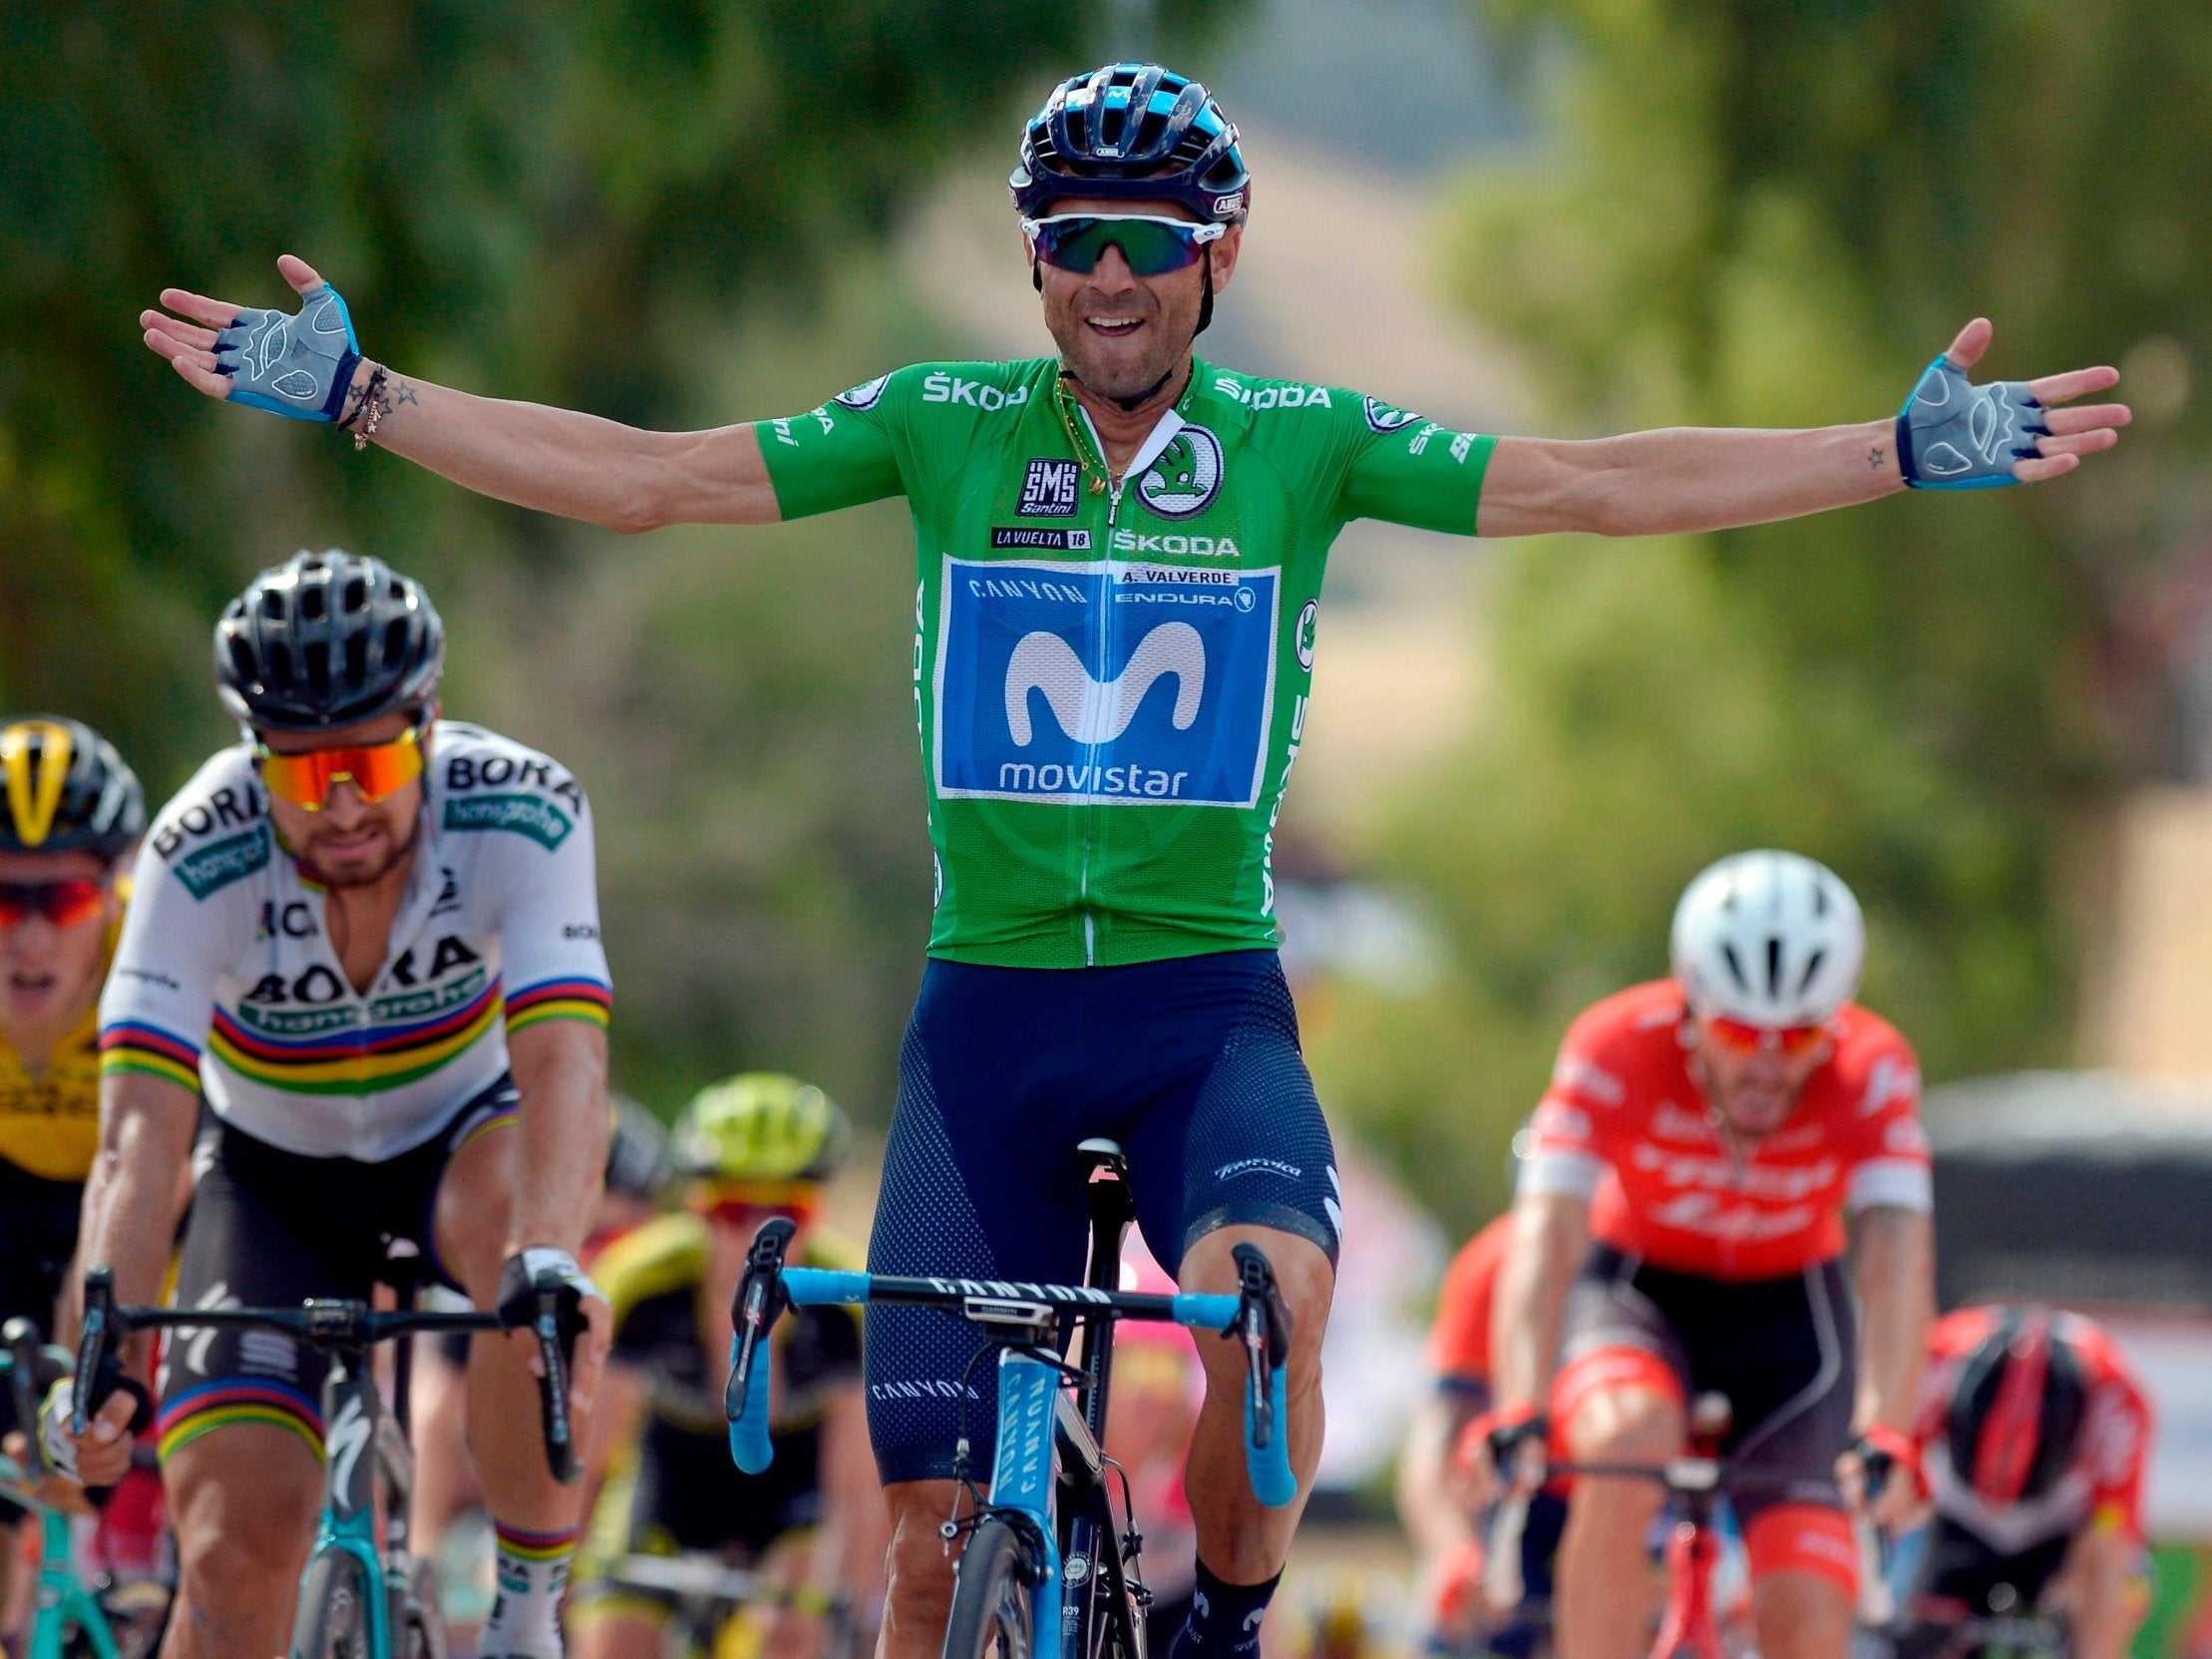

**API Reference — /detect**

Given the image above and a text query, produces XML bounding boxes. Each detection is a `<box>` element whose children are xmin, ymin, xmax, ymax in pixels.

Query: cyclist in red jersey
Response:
<box><xmin>1482</xmin><ymin>850</ymin><xmax>1935</xmax><ymax>1659</ymax></box>
<box><xmin>1403</xmin><ymin>1215</ymin><xmax>1575</xmax><ymax>1656</ymax></box>
<box><xmin>1895</xmin><ymin>1306</ymin><xmax>2152</xmax><ymax>1659</ymax></box>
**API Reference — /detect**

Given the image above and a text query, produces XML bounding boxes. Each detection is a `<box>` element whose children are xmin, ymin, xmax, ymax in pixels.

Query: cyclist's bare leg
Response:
<box><xmin>1555</xmin><ymin>1384</ymin><xmax>1681</xmax><ymax>1659</ymax></box>
<box><xmin>880</xmin><ymin>1480</ymin><xmax>959</xmax><ymax>1659</ymax></box>
<box><xmin>407</xmin><ymin>1336</ymin><xmax>481</xmax><ymax>1555</ymax></box>
<box><xmin>1751</xmin><ymin>1571</ymin><xmax>1852</xmax><ymax>1659</ymax></box>
<box><xmin>434</xmin><ymin>1125</ymin><xmax>587</xmax><ymax>1530</ymax></box>
<box><xmin>159</xmin><ymin>1423</ymin><xmax>323</xmax><ymax>1658</ymax></box>
<box><xmin>574</xmin><ymin>1608</ymin><xmax>667</xmax><ymax>1659</ymax></box>
<box><xmin>1180</xmin><ymin>1224</ymin><xmax>1333</xmax><ymax>1580</ymax></box>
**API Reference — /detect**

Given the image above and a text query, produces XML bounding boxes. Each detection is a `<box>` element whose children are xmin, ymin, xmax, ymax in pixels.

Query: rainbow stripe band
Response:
<box><xmin>506</xmin><ymin>978</ymin><xmax>612</xmax><ymax>1035</ymax></box>
<box><xmin>98</xmin><ymin>1021</ymin><xmax>202</xmax><ymax>1092</ymax></box>
<box><xmin>157</xmin><ymin>1378</ymin><xmax>324</xmax><ymax>1465</ymax></box>
<box><xmin>208</xmin><ymin>979</ymin><xmax>503</xmax><ymax>1096</ymax></box>
<box><xmin>495</xmin><ymin>1519</ymin><xmax>581</xmax><ymax>1562</ymax></box>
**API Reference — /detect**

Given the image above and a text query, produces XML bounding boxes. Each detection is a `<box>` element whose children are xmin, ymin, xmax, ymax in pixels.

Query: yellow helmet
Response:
<box><xmin>672</xmin><ymin>1072</ymin><xmax>849</xmax><ymax>1184</ymax></box>
<box><xmin>0</xmin><ymin>716</ymin><xmax>145</xmax><ymax>861</ymax></box>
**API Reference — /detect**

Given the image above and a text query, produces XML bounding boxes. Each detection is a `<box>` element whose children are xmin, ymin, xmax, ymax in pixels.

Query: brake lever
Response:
<box><xmin>724</xmin><ymin>1218</ymin><xmax>797</xmax><ymax>1423</ymax></box>
<box><xmin>531</xmin><ymin>1270</ymin><xmax>580</xmax><ymax>1484</ymax></box>
<box><xmin>1230</xmin><ymin>1243</ymin><xmax>1292</xmax><ymax>1450</ymax></box>
<box><xmin>72</xmin><ymin>1267</ymin><xmax>120</xmax><ymax>1439</ymax></box>
<box><xmin>1</xmin><ymin>1319</ymin><xmax>43</xmax><ymax>1479</ymax></box>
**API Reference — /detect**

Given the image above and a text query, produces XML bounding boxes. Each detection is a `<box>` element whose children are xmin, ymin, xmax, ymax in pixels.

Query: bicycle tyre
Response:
<box><xmin>941</xmin><ymin>1517</ymin><xmax>1043</xmax><ymax>1659</ymax></box>
<box><xmin>395</xmin><ymin>1554</ymin><xmax>447</xmax><ymax>1659</ymax></box>
<box><xmin>292</xmin><ymin>1548</ymin><xmax>374</xmax><ymax>1659</ymax></box>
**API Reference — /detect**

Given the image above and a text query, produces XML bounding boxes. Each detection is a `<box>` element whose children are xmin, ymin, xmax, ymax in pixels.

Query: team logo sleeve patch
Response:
<box><xmin>932</xmin><ymin>557</ymin><xmax>1278</xmax><ymax>808</ymax></box>
<box><xmin>172</xmin><ymin>824</ymin><xmax>272</xmax><ymax>900</ymax></box>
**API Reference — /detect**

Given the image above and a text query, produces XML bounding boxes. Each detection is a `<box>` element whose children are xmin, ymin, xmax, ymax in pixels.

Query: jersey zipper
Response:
<box><xmin>1083</xmin><ymin>478</ymin><xmax>1132</xmax><ymax>967</ymax></box>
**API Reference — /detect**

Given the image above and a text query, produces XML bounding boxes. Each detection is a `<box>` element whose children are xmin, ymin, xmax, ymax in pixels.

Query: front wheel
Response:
<box><xmin>941</xmin><ymin>1517</ymin><xmax>1044</xmax><ymax>1659</ymax></box>
<box><xmin>291</xmin><ymin>1548</ymin><xmax>373</xmax><ymax>1659</ymax></box>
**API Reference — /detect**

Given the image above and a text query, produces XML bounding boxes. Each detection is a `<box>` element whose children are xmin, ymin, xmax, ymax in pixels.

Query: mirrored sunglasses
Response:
<box><xmin>1699</xmin><ymin>1015</ymin><xmax>1831</xmax><ymax>1057</ymax></box>
<box><xmin>255</xmin><ymin>725</ymin><xmax>426</xmax><ymax>811</ymax></box>
<box><xmin>1022</xmin><ymin>213</ymin><xmax>1227</xmax><ymax>276</ymax></box>
<box><xmin>0</xmin><ymin>878</ymin><xmax>108</xmax><ymax>930</ymax></box>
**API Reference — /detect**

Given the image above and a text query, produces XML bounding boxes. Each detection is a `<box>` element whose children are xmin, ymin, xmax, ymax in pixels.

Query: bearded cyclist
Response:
<box><xmin>0</xmin><ymin>717</ymin><xmax>145</xmax><ymax>1629</ymax></box>
<box><xmin>138</xmin><ymin>64</ymin><xmax>2126</xmax><ymax>1657</ymax></box>
<box><xmin>56</xmin><ymin>549</ymin><xmax>615</xmax><ymax>1659</ymax></box>
<box><xmin>1483</xmin><ymin>851</ymin><xmax>1935</xmax><ymax>1659</ymax></box>
<box><xmin>1893</xmin><ymin>1306</ymin><xmax>2152</xmax><ymax>1659</ymax></box>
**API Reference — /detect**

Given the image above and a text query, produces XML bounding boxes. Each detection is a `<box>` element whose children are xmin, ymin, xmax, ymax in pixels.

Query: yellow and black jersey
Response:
<box><xmin>595</xmin><ymin>1210</ymin><xmax>864</xmax><ymax>1437</ymax></box>
<box><xmin>0</xmin><ymin>938</ymin><xmax>110</xmax><ymax>1184</ymax></box>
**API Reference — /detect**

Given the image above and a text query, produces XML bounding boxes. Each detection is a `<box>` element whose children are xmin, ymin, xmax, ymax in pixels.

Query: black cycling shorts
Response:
<box><xmin>0</xmin><ymin>1155</ymin><xmax>84</xmax><ymax>1521</ymax></box>
<box><xmin>1558</xmin><ymin>1244</ymin><xmax>1857</xmax><ymax>1521</ymax></box>
<box><xmin>154</xmin><ymin>1078</ymin><xmax>517</xmax><ymax>1464</ymax></box>
<box><xmin>864</xmin><ymin>950</ymin><xmax>1339</xmax><ymax>1484</ymax></box>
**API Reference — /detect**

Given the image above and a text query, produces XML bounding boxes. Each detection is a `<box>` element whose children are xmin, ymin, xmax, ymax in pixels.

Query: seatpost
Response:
<box><xmin>1076</xmin><ymin>1141</ymin><xmax>1136</xmax><ymax>1440</ymax></box>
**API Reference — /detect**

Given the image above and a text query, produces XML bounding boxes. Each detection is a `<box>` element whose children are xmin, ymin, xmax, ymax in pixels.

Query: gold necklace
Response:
<box><xmin>1051</xmin><ymin>374</ymin><xmax>1115</xmax><ymax>496</ymax></box>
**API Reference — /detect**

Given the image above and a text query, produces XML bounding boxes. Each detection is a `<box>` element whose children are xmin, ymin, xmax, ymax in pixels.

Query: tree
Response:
<box><xmin>1313</xmin><ymin>0</ymin><xmax>2212</xmax><ymax>1232</ymax></box>
<box><xmin>0</xmin><ymin>1</ymin><xmax>1242</xmax><ymax>1115</ymax></box>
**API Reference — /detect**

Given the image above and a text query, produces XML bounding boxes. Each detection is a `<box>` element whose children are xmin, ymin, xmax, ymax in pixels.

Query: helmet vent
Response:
<box><xmin>344</xmin><ymin>631</ymin><xmax>369</xmax><ymax>684</ymax></box>
<box><xmin>1797</xmin><ymin>949</ymin><xmax>1827</xmax><ymax>997</ymax></box>
<box><xmin>305</xmin><ymin>640</ymin><xmax>331</xmax><ymax>695</ymax></box>
<box><xmin>268</xmin><ymin>642</ymin><xmax>293</xmax><ymax>688</ymax></box>
<box><xmin>301</xmin><ymin>584</ymin><xmax>326</xmax><ymax>621</ymax></box>
<box><xmin>383</xmin><ymin>618</ymin><xmax>410</xmax><ymax>669</ymax></box>
<box><xmin>1719</xmin><ymin>942</ymin><xmax>1748</xmax><ymax>992</ymax></box>
<box><xmin>344</xmin><ymin>574</ymin><xmax>367</xmax><ymax>613</ymax></box>
<box><xmin>1766</xmin><ymin>937</ymin><xmax>1784</xmax><ymax>998</ymax></box>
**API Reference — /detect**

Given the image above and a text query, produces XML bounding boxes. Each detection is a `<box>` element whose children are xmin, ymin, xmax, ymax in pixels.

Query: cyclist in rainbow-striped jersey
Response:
<box><xmin>52</xmin><ymin>549</ymin><xmax>614</xmax><ymax>1659</ymax></box>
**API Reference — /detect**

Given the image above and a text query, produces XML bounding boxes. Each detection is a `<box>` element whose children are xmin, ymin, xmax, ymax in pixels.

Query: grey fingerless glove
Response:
<box><xmin>1895</xmin><ymin>353</ymin><xmax>2048</xmax><ymax>489</ymax></box>
<box><xmin>212</xmin><ymin>284</ymin><xmax>362</xmax><ymax>423</ymax></box>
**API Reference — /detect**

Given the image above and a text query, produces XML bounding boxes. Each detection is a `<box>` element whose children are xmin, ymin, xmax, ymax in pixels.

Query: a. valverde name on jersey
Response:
<box><xmin>98</xmin><ymin>721</ymin><xmax>611</xmax><ymax>1162</ymax></box>
<box><xmin>756</xmin><ymin>356</ymin><xmax>1496</xmax><ymax>970</ymax></box>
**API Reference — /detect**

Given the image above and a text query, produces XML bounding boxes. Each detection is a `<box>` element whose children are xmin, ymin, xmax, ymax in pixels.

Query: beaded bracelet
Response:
<box><xmin>351</xmin><ymin>365</ymin><xmax>391</xmax><ymax>452</ymax></box>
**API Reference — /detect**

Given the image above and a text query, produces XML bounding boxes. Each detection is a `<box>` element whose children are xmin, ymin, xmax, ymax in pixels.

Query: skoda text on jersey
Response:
<box><xmin>759</xmin><ymin>359</ymin><xmax>1495</xmax><ymax>968</ymax></box>
<box><xmin>98</xmin><ymin>723</ymin><xmax>611</xmax><ymax>1160</ymax></box>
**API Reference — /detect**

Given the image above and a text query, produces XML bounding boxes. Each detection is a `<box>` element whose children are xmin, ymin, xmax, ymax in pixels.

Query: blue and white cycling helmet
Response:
<box><xmin>1010</xmin><ymin>64</ymin><xmax>1251</xmax><ymax>224</ymax></box>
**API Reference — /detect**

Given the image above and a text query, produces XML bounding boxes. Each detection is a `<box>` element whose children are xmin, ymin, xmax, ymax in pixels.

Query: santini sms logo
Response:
<box><xmin>935</xmin><ymin>560</ymin><xmax>1278</xmax><ymax>807</ymax></box>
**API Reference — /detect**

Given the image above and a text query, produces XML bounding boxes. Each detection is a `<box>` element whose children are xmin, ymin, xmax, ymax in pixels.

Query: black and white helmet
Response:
<box><xmin>214</xmin><ymin>549</ymin><xmax>445</xmax><ymax>732</ymax></box>
<box><xmin>1669</xmin><ymin>850</ymin><xmax>1865</xmax><ymax>1027</ymax></box>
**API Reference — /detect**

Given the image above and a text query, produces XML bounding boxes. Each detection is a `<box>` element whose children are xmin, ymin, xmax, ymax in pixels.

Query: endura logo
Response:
<box><xmin>1006</xmin><ymin>622</ymin><xmax>1205</xmax><ymax>746</ymax></box>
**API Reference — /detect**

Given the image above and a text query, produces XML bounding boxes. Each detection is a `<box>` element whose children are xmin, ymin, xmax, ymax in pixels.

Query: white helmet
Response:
<box><xmin>1669</xmin><ymin>850</ymin><xmax>1865</xmax><ymax>1027</ymax></box>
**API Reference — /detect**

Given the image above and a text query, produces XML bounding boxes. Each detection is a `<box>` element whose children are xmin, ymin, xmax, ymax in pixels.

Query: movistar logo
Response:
<box><xmin>1006</xmin><ymin>622</ymin><xmax>1204</xmax><ymax>746</ymax></box>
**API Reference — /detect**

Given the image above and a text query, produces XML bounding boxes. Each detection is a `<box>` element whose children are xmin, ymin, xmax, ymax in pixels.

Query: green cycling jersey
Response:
<box><xmin>761</xmin><ymin>356</ymin><xmax>1494</xmax><ymax>968</ymax></box>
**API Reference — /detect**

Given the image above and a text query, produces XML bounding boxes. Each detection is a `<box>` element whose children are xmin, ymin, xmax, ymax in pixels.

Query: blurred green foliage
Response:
<box><xmin>1313</xmin><ymin>0</ymin><xmax>2212</xmax><ymax>1232</ymax></box>
<box><xmin>0</xmin><ymin>1</ymin><xmax>1235</xmax><ymax>1118</ymax></box>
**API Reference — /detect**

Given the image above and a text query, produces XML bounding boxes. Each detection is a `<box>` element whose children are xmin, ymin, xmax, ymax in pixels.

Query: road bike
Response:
<box><xmin>723</xmin><ymin>1138</ymin><xmax>1296</xmax><ymax>1659</ymax></box>
<box><xmin>74</xmin><ymin>1255</ymin><xmax>582</xmax><ymax>1659</ymax></box>
<box><xmin>1486</xmin><ymin>1393</ymin><xmax>1887</xmax><ymax>1659</ymax></box>
<box><xmin>1</xmin><ymin>1318</ymin><xmax>144</xmax><ymax>1659</ymax></box>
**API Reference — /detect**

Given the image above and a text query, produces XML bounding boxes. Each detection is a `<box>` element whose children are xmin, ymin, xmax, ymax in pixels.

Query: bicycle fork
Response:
<box><xmin>1652</xmin><ymin>1498</ymin><xmax>1724</xmax><ymax>1659</ymax></box>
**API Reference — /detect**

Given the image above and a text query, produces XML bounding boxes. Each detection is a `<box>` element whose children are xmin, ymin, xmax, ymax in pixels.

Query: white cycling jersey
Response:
<box><xmin>99</xmin><ymin>721</ymin><xmax>610</xmax><ymax>1161</ymax></box>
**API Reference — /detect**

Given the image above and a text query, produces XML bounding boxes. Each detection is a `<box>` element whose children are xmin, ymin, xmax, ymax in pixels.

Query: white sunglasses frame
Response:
<box><xmin>1020</xmin><ymin>213</ymin><xmax>1229</xmax><ymax>270</ymax></box>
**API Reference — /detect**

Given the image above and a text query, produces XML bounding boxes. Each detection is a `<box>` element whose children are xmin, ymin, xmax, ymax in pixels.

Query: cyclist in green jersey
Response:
<box><xmin>139</xmin><ymin>61</ymin><xmax>2129</xmax><ymax>1659</ymax></box>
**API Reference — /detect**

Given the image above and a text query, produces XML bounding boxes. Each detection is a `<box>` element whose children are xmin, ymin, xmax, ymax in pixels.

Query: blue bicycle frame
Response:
<box><xmin>730</xmin><ymin>1255</ymin><xmax>1294</xmax><ymax>1659</ymax></box>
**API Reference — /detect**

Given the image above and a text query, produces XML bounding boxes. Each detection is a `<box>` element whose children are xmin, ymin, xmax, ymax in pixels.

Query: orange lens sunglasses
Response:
<box><xmin>1699</xmin><ymin>1014</ymin><xmax>1831</xmax><ymax>1057</ymax></box>
<box><xmin>0</xmin><ymin>878</ymin><xmax>108</xmax><ymax>930</ymax></box>
<box><xmin>255</xmin><ymin>725</ymin><xmax>426</xmax><ymax>811</ymax></box>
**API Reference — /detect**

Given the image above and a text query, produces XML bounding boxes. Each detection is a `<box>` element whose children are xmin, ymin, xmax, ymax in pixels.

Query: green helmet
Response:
<box><xmin>672</xmin><ymin>1072</ymin><xmax>849</xmax><ymax>1184</ymax></box>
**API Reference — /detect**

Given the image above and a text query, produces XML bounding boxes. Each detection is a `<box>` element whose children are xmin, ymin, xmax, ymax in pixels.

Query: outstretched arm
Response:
<box><xmin>142</xmin><ymin>255</ymin><xmax>780</xmax><ymax>533</ymax></box>
<box><xmin>1475</xmin><ymin>318</ymin><xmax>2127</xmax><ymax>539</ymax></box>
